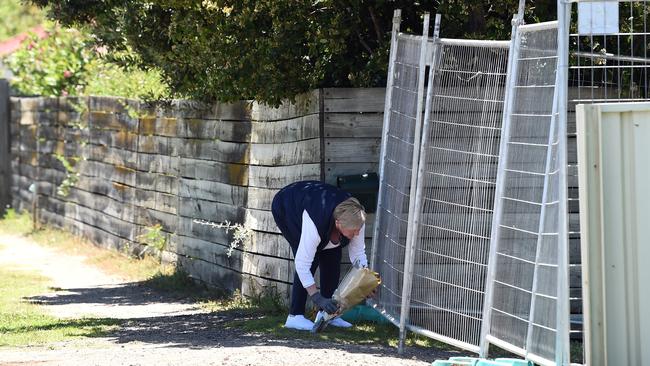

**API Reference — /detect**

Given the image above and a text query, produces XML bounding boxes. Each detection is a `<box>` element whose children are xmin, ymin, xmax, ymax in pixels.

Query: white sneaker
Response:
<box><xmin>315</xmin><ymin>311</ymin><xmax>353</xmax><ymax>328</ymax></box>
<box><xmin>284</xmin><ymin>314</ymin><xmax>314</xmax><ymax>331</ymax></box>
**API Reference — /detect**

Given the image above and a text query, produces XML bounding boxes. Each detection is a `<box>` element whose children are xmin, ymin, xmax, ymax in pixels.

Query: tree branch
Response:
<box><xmin>357</xmin><ymin>33</ymin><xmax>373</xmax><ymax>54</ymax></box>
<box><xmin>368</xmin><ymin>6</ymin><xmax>382</xmax><ymax>42</ymax></box>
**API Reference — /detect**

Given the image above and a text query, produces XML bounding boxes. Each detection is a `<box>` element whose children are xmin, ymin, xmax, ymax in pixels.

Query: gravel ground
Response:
<box><xmin>0</xmin><ymin>234</ymin><xmax>465</xmax><ymax>366</ymax></box>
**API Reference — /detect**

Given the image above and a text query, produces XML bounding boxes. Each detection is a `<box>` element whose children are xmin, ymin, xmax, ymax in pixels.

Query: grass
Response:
<box><xmin>201</xmin><ymin>289</ymin><xmax>457</xmax><ymax>351</ymax></box>
<box><xmin>0</xmin><ymin>210</ymin><xmax>130</xmax><ymax>346</ymax></box>
<box><xmin>0</xmin><ymin>266</ymin><xmax>120</xmax><ymax>347</ymax></box>
<box><xmin>0</xmin><ymin>209</ymin><xmax>209</xmax><ymax>347</ymax></box>
<box><xmin>0</xmin><ymin>208</ymin><xmax>33</xmax><ymax>235</ymax></box>
<box><xmin>226</xmin><ymin>314</ymin><xmax>455</xmax><ymax>349</ymax></box>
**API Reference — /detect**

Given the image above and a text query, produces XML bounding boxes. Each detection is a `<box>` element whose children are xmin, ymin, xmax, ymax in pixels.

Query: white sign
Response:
<box><xmin>578</xmin><ymin>1</ymin><xmax>619</xmax><ymax>35</ymax></box>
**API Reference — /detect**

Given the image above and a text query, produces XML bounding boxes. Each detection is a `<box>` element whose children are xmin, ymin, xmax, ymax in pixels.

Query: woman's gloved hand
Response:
<box><xmin>310</xmin><ymin>292</ymin><xmax>339</xmax><ymax>313</ymax></box>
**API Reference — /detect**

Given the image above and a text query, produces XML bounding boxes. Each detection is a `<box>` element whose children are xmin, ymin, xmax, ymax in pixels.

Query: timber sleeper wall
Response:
<box><xmin>8</xmin><ymin>89</ymin><xmax>383</xmax><ymax>300</ymax></box>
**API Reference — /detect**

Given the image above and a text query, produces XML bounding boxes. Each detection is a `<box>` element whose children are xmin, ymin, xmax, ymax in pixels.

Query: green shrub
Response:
<box><xmin>5</xmin><ymin>24</ymin><xmax>169</xmax><ymax>99</ymax></box>
<box><xmin>84</xmin><ymin>61</ymin><xmax>168</xmax><ymax>101</ymax></box>
<box><xmin>5</xmin><ymin>26</ymin><xmax>92</xmax><ymax>97</ymax></box>
<box><xmin>138</xmin><ymin>224</ymin><xmax>167</xmax><ymax>252</ymax></box>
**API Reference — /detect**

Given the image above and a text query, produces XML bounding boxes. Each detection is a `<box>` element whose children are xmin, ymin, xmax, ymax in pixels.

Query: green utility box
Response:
<box><xmin>336</xmin><ymin>173</ymin><xmax>379</xmax><ymax>213</ymax></box>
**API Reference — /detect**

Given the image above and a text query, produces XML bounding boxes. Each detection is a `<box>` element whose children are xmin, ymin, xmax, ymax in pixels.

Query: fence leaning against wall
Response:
<box><xmin>480</xmin><ymin>18</ymin><xmax>571</xmax><ymax>366</ymax></box>
<box><xmin>407</xmin><ymin>35</ymin><xmax>509</xmax><ymax>352</ymax></box>
<box><xmin>369</xmin><ymin>10</ymin><xmax>437</xmax><ymax>354</ymax></box>
<box><xmin>372</xmin><ymin>5</ymin><xmax>590</xmax><ymax>366</ymax></box>
<box><xmin>370</xmin><ymin>8</ymin><xmax>513</xmax><ymax>355</ymax></box>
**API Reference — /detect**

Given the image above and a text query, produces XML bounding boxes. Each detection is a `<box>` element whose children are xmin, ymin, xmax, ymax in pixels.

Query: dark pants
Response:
<box><xmin>271</xmin><ymin>197</ymin><xmax>343</xmax><ymax>316</ymax></box>
<box><xmin>287</xmin><ymin>242</ymin><xmax>342</xmax><ymax>316</ymax></box>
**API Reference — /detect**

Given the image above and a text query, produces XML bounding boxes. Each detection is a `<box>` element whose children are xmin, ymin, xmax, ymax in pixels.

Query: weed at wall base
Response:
<box><xmin>136</xmin><ymin>223</ymin><xmax>167</xmax><ymax>261</ymax></box>
<box><xmin>192</xmin><ymin>219</ymin><xmax>252</xmax><ymax>257</ymax></box>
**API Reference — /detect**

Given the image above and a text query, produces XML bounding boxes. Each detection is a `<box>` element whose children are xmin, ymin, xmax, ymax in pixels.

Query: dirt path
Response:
<box><xmin>0</xmin><ymin>234</ymin><xmax>463</xmax><ymax>365</ymax></box>
<box><xmin>0</xmin><ymin>235</ymin><xmax>204</xmax><ymax>320</ymax></box>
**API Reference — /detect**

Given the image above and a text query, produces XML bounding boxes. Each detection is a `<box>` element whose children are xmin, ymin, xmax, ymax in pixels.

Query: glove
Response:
<box><xmin>310</xmin><ymin>292</ymin><xmax>339</xmax><ymax>314</ymax></box>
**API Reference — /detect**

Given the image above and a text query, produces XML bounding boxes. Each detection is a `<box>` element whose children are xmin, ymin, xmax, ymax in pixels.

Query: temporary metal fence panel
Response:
<box><xmin>404</xmin><ymin>38</ymin><xmax>510</xmax><ymax>352</ymax></box>
<box><xmin>563</xmin><ymin>1</ymin><xmax>650</xmax><ymax>293</ymax></box>
<box><xmin>370</xmin><ymin>10</ymin><xmax>432</xmax><ymax>328</ymax></box>
<box><xmin>481</xmin><ymin>19</ymin><xmax>571</xmax><ymax>366</ymax></box>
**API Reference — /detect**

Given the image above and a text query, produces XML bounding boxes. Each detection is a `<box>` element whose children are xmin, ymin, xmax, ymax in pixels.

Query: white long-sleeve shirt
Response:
<box><xmin>294</xmin><ymin>210</ymin><xmax>368</xmax><ymax>288</ymax></box>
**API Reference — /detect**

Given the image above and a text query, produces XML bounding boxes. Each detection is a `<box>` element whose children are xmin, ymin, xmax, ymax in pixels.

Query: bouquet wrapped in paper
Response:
<box><xmin>312</xmin><ymin>262</ymin><xmax>381</xmax><ymax>333</ymax></box>
<box><xmin>332</xmin><ymin>265</ymin><xmax>381</xmax><ymax>311</ymax></box>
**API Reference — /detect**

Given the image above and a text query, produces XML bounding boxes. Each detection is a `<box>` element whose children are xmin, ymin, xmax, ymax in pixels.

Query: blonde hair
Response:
<box><xmin>333</xmin><ymin>197</ymin><xmax>366</xmax><ymax>229</ymax></box>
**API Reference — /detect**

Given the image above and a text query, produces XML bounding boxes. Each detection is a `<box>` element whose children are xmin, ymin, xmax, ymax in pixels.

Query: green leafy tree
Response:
<box><xmin>28</xmin><ymin>0</ymin><xmax>555</xmax><ymax>105</ymax></box>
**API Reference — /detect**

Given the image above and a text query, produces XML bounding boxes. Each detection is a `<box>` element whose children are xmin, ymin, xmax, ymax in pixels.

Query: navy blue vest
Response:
<box><xmin>271</xmin><ymin>181</ymin><xmax>351</xmax><ymax>251</ymax></box>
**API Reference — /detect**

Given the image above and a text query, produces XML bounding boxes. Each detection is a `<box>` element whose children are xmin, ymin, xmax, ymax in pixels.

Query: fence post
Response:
<box><xmin>318</xmin><ymin>88</ymin><xmax>325</xmax><ymax>182</ymax></box>
<box><xmin>0</xmin><ymin>79</ymin><xmax>10</xmax><ymax>216</ymax></box>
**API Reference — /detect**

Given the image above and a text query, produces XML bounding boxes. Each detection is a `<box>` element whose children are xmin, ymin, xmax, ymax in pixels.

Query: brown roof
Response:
<box><xmin>0</xmin><ymin>25</ymin><xmax>48</xmax><ymax>57</ymax></box>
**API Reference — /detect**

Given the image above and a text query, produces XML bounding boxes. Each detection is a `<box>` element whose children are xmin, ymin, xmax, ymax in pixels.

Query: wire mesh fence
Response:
<box><xmin>565</xmin><ymin>1</ymin><xmax>650</xmax><ymax>263</ymax></box>
<box><xmin>371</xmin><ymin>9</ymin><xmax>573</xmax><ymax>364</ymax></box>
<box><xmin>481</xmin><ymin>20</ymin><xmax>569</xmax><ymax>366</ymax></box>
<box><xmin>369</xmin><ymin>2</ymin><xmax>650</xmax><ymax>363</ymax></box>
<box><xmin>568</xmin><ymin>0</ymin><xmax>650</xmax><ymax>103</ymax></box>
<box><xmin>370</xmin><ymin>10</ymin><xmax>430</xmax><ymax>326</ymax></box>
<box><xmin>405</xmin><ymin>39</ymin><xmax>509</xmax><ymax>351</ymax></box>
<box><xmin>562</xmin><ymin>1</ymin><xmax>650</xmax><ymax>363</ymax></box>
